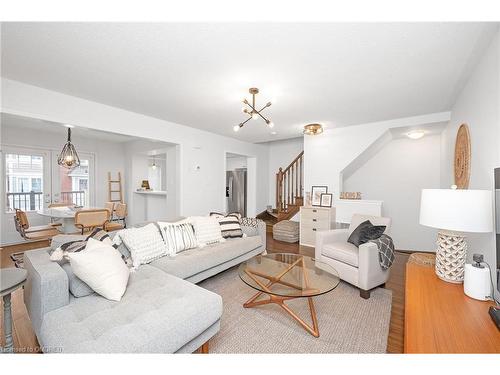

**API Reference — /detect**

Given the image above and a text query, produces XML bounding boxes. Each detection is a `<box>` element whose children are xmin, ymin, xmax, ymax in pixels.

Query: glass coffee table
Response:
<box><xmin>238</xmin><ymin>253</ymin><xmax>340</xmax><ymax>337</ymax></box>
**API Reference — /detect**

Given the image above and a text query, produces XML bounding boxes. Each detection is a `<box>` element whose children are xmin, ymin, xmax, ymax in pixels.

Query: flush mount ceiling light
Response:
<box><xmin>233</xmin><ymin>88</ymin><xmax>274</xmax><ymax>132</ymax></box>
<box><xmin>407</xmin><ymin>130</ymin><xmax>425</xmax><ymax>140</ymax></box>
<box><xmin>57</xmin><ymin>127</ymin><xmax>81</xmax><ymax>169</ymax></box>
<box><xmin>303</xmin><ymin>123</ymin><xmax>324</xmax><ymax>136</ymax></box>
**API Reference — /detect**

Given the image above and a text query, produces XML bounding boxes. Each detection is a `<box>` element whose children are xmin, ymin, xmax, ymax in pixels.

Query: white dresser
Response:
<box><xmin>299</xmin><ymin>206</ymin><xmax>336</xmax><ymax>247</ymax></box>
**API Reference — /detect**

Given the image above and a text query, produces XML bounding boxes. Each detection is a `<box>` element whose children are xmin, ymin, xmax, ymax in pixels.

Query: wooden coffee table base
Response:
<box><xmin>242</xmin><ymin>257</ymin><xmax>320</xmax><ymax>337</ymax></box>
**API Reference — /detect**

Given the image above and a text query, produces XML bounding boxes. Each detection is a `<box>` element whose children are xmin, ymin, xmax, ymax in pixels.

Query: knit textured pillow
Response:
<box><xmin>119</xmin><ymin>223</ymin><xmax>168</xmax><ymax>268</ymax></box>
<box><xmin>190</xmin><ymin>216</ymin><xmax>225</xmax><ymax>247</ymax></box>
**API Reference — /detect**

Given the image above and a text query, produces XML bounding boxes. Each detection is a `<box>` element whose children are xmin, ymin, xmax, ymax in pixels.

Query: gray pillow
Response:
<box><xmin>61</xmin><ymin>263</ymin><xmax>94</xmax><ymax>298</ymax></box>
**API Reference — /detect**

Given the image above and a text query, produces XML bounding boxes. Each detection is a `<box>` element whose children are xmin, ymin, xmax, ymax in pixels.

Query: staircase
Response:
<box><xmin>258</xmin><ymin>151</ymin><xmax>304</xmax><ymax>230</ymax></box>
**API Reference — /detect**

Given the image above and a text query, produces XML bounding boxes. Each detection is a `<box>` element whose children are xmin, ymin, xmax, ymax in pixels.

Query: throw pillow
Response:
<box><xmin>67</xmin><ymin>238</ymin><xmax>129</xmax><ymax>301</ymax></box>
<box><xmin>347</xmin><ymin>220</ymin><xmax>386</xmax><ymax>247</ymax></box>
<box><xmin>61</xmin><ymin>263</ymin><xmax>94</xmax><ymax>298</ymax></box>
<box><xmin>117</xmin><ymin>223</ymin><xmax>168</xmax><ymax>268</ymax></box>
<box><xmin>49</xmin><ymin>229</ymin><xmax>113</xmax><ymax>264</ymax></box>
<box><xmin>190</xmin><ymin>216</ymin><xmax>225</xmax><ymax>247</ymax></box>
<box><xmin>159</xmin><ymin>222</ymin><xmax>198</xmax><ymax>255</ymax></box>
<box><xmin>212</xmin><ymin>214</ymin><xmax>243</xmax><ymax>238</ymax></box>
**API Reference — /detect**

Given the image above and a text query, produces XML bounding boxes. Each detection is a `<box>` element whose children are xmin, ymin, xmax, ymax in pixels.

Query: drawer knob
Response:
<box><xmin>313</xmin><ymin>209</ymin><xmax>317</xmax><ymax>213</ymax></box>
<box><xmin>313</xmin><ymin>219</ymin><xmax>317</xmax><ymax>222</ymax></box>
<box><xmin>312</xmin><ymin>228</ymin><xmax>317</xmax><ymax>231</ymax></box>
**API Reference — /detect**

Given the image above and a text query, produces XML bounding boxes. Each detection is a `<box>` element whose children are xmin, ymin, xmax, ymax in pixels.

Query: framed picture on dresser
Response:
<box><xmin>320</xmin><ymin>193</ymin><xmax>333</xmax><ymax>207</ymax></box>
<box><xmin>311</xmin><ymin>186</ymin><xmax>328</xmax><ymax>206</ymax></box>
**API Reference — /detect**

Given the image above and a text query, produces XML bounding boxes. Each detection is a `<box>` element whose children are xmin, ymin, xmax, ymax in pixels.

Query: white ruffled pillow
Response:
<box><xmin>190</xmin><ymin>216</ymin><xmax>225</xmax><ymax>248</ymax></box>
<box><xmin>67</xmin><ymin>238</ymin><xmax>129</xmax><ymax>301</ymax></box>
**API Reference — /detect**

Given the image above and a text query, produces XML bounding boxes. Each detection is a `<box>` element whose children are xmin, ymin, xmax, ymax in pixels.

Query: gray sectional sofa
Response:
<box><xmin>23</xmin><ymin>220</ymin><xmax>266</xmax><ymax>353</ymax></box>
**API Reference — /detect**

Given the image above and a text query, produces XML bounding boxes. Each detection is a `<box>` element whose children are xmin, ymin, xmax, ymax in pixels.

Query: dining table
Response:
<box><xmin>37</xmin><ymin>206</ymin><xmax>97</xmax><ymax>234</ymax></box>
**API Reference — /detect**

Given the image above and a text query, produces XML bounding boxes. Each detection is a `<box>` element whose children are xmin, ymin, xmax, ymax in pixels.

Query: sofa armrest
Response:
<box><xmin>24</xmin><ymin>249</ymin><xmax>69</xmax><ymax>338</ymax></box>
<box><xmin>315</xmin><ymin>229</ymin><xmax>349</xmax><ymax>260</ymax></box>
<box><xmin>358</xmin><ymin>242</ymin><xmax>390</xmax><ymax>290</ymax></box>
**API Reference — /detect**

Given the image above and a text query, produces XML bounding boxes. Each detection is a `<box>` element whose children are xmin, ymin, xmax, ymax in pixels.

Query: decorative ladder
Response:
<box><xmin>276</xmin><ymin>151</ymin><xmax>304</xmax><ymax>221</ymax></box>
<box><xmin>108</xmin><ymin>172</ymin><xmax>123</xmax><ymax>203</ymax></box>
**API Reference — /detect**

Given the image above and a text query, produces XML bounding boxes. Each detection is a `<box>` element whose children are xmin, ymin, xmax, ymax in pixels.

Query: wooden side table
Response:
<box><xmin>1</xmin><ymin>268</ymin><xmax>27</xmax><ymax>353</ymax></box>
<box><xmin>405</xmin><ymin>253</ymin><xmax>500</xmax><ymax>353</ymax></box>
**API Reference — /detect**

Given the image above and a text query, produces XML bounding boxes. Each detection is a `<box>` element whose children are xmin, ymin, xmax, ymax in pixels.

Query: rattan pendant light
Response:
<box><xmin>57</xmin><ymin>127</ymin><xmax>81</xmax><ymax>169</ymax></box>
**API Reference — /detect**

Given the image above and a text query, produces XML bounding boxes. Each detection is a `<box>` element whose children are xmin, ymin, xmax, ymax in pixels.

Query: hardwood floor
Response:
<box><xmin>0</xmin><ymin>235</ymin><xmax>408</xmax><ymax>353</ymax></box>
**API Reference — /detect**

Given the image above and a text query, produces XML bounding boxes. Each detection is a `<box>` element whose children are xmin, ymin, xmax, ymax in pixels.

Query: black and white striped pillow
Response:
<box><xmin>161</xmin><ymin>223</ymin><xmax>198</xmax><ymax>255</ymax></box>
<box><xmin>216</xmin><ymin>214</ymin><xmax>243</xmax><ymax>239</ymax></box>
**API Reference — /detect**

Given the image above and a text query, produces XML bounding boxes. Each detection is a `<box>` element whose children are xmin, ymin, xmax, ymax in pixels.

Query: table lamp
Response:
<box><xmin>419</xmin><ymin>187</ymin><xmax>493</xmax><ymax>283</ymax></box>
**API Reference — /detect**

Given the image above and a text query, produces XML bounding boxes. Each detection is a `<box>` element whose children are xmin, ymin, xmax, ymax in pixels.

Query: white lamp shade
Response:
<box><xmin>419</xmin><ymin>189</ymin><xmax>493</xmax><ymax>233</ymax></box>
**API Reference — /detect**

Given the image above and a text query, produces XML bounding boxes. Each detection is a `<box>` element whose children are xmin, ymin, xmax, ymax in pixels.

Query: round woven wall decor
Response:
<box><xmin>454</xmin><ymin>124</ymin><xmax>471</xmax><ymax>189</ymax></box>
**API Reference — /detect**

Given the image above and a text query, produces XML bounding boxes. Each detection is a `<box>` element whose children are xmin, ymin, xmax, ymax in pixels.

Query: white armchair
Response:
<box><xmin>315</xmin><ymin>214</ymin><xmax>392</xmax><ymax>299</ymax></box>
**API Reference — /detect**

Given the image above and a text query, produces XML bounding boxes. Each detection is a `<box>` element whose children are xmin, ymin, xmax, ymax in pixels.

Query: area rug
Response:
<box><xmin>199</xmin><ymin>267</ymin><xmax>392</xmax><ymax>353</ymax></box>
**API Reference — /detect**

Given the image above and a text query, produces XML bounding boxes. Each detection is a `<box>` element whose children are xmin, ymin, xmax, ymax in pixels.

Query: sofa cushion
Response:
<box><xmin>39</xmin><ymin>265</ymin><xmax>222</xmax><ymax>353</ymax></box>
<box><xmin>322</xmin><ymin>241</ymin><xmax>359</xmax><ymax>267</ymax></box>
<box><xmin>150</xmin><ymin>235</ymin><xmax>262</xmax><ymax>280</ymax></box>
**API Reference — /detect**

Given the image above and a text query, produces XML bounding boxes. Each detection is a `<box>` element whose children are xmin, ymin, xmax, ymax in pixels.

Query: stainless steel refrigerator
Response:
<box><xmin>226</xmin><ymin>169</ymin><xmax>247</xmax><ymax>217</ymax></box>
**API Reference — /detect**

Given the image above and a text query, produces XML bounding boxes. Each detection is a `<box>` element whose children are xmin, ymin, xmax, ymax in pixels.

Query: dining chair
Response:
<box><xmin>14</xmin><ymin>209</ymin><xmax>61</xmax><ymax>241</ymax></box>
<box><xmin>104</xmin><ymin>201</ymin><xmax>115</xmax><ymax>217</ymax></box>
<box><xmin>104</xmin><ymin>203</ymin><xmax>127</xmax><ymax>232</ymax></box>
<box><xmin>74</xmin><ymin>209</ymin><xmax>110</xmax><ymax>234</ymax></box>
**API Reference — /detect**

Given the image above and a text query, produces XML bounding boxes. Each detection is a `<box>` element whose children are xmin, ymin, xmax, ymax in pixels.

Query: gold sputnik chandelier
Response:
<box><xmin>233</xmin><ymin>88</ymin><xmax>274</xmax><ymax>132</ymax></box>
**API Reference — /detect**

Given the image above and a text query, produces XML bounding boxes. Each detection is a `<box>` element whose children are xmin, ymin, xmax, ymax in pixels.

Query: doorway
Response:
<box><xmin>225</xmin><ymin>153</ymin><xmax>248</xmax><ymax>217</ymax></box>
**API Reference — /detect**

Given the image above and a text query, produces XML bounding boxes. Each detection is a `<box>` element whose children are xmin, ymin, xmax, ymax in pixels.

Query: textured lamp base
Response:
<box><xmin>435</xmin><ymin>230</ymin><xmax>467</xmax><ymax>283</ymax></box>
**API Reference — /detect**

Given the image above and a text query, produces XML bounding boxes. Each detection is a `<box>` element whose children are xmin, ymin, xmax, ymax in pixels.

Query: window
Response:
<box><xmin>5</xmin><ymin>153</ymin><xmax>44</xmax><ymax>212</ymax></box>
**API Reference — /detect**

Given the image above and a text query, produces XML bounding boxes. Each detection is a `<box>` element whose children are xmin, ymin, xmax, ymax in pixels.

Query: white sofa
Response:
<box><xmin>315</xmin><ymin>214</ymin><xmax>392</xmax><ymax>299</ymax></box>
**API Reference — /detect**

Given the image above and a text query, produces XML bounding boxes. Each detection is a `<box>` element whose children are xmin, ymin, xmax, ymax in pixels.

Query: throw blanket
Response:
<box><xmin>369</xmin><ymin>234</ymin><xmax>395</xmax><ymax>270</ymax></box>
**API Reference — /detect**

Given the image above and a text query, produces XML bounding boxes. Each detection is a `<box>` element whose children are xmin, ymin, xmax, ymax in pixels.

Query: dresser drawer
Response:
<box><xmin>300</xmin><ymin>220</ymin><xmax>330</xmax><ymax>231</ymax></box>
<box><xmin>300</xmin><ymin>229</ymin><xmax>316</xmax><ymax>246</ymax></box>
<box><xmin>300</xmin><ymin>208</ymin><xmax>330</xmax><ymax>221</ymax></box>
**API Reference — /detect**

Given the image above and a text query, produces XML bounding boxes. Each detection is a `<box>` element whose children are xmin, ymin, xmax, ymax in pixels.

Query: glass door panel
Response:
<box><xmin>1</xmin><ymin>146</ymin><xmax>52</xmax><ymax>244</ymax></box>
<box><xmin>52</xmin><ymin>151</ymin><xmax>95</xmax><ymax>208</ymax></box>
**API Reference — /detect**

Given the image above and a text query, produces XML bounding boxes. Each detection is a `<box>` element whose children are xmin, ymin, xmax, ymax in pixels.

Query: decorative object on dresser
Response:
<box><xmin>299</xmin><ymin>206</ymin><xmax>336</xmax><ymax>247</ymax></box>
<box><xmin>315</xmin><ymin>214</ymin><xmax>392</xmax><ymax>299</ymax></box>
<box><xmin>405</xmin><ymin>253</ymin><xmax>500</xmax><ymax>353</ymax></box>
<box><xmin>311</xmin><ymin>186</ymin><xmax>328</xmax><ymax>206</ymax></box>
<box><xmin>419</xmin><ymin>188</ymin><xmax>493</xmax><ymax>283</ymax></box>
<box><xmin>339</xmin><ymin>192</ymin><xmax>361</xmax><ymax>200</ymax></box>
<box><xmin>454</xmin><ymin>123</ymin><xmax>471</xmax><ymax>189</ymax></box>
<box><xmin>320</xmin><ymin>193</ymin><xmax>333</xmax><ymax>207</ymax></box>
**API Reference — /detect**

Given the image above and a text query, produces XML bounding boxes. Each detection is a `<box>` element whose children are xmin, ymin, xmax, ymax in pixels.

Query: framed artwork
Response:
<box><xmin>320</xmin><ymin>193</ymin><xmax>333</xmax><ymax>207</ymax></box>
<box><xmin>454</xmin><ymin>123</ymin><xmax>471</xmax><ymax>189</ymax></box>
<box><xmin>311</xmin><ymin>186</ymin><xmax>328</xmax><ymax>206</ymax></box>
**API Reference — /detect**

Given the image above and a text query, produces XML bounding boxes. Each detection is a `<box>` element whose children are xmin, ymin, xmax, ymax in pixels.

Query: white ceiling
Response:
<box><xmin>1</xmin><ymin>22</ymin><xmax>498</xmax><ymax>143</ymax></box>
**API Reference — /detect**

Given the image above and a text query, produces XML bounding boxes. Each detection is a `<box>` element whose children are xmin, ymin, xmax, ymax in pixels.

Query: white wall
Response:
<box><xmin>265</xmin><ymin>137</ymin><xmax>304</xmax><ymax>207</ymax></box>
<box><xmin>226</xmin><ymin>156</ymin><xmax>247</xmax><ymax>171</ymax></box>
<box><xmin>1</xmin><ymin>79</ymin><xmax>270</xmax><ymax>218</ymax></box>
<box><xmin>344</xmin><ymin>135</ymin><xmax>441</xmax><ymax>251</ymax></box>
<box><xmin>440</xmin><ymin>29</ymin><xmax>500</xmax><ymax>271</ymax></box>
